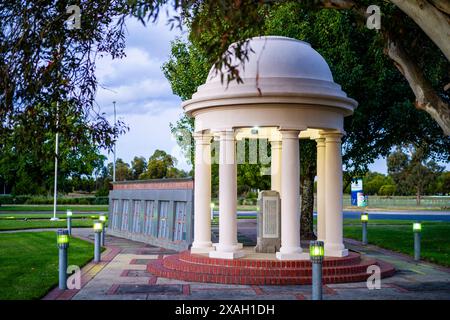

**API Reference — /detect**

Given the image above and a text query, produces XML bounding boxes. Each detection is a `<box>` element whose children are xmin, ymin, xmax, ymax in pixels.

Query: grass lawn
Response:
<box><xmin>0</xmin><ymin>232</ymin><xmax>94</xmax><ymax>299</ymax></box>
<box><xmin>0</xmin><ymin>205</ymin><xmax>108</xmax><ymax>212</ymax></box>
<box><xmin>0</xmin><ymin>218</ymin><xmax>98</xmax><ymax>231</ymax></box>
<box><xmin>343</xmin><ymin>221</ymin><xmax>450</xmax><ymax>267</ymax></box>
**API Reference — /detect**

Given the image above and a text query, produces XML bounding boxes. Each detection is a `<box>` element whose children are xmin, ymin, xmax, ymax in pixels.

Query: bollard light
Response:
<box><xmin>99</xmin><ymin>215</ymin><xmax>106</xmax><ymax>246</ymax></box>
<box><xmin>93</xmin><ymin>220</ymin><xmax>102</xmax><ymax>263</ymax></box>
<box><xmin>57</xmin><ymin>229</ymin><xmax>69</xmax><ymax>249</ymax></box>
<box><xmin>310</xmin><ymin>240</ymin><xmax>324</xmax><ymax>301</ymax></box>
<box><xmin>56</xmin><ymin>229</ymin><xmax>69</xmax><ymax>290</ymax></box>
<box><xmin>361</xmin><ymin>213</ymin><xmax>369</xmax><ymax>245</ymax></box>
<box><xmin>93</xmin><ymin>221</ymin><xmax>103</xmax><ymax>233</ymax></box>
<box><xmin>413</xmin><ymin>222</ymin><xmax>421</xmax><ymax>261</ymax></box>
<box><xmin>66</xmin><ymin>210</ymin><xmax>73</xmax><ymax>235</ymax></box>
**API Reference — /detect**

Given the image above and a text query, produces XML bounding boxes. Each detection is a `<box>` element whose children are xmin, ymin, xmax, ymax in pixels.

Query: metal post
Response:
<box><xmin>57</xmin><ymin>229</ymin><xmax>69</xmax><ymax>290</ymax></box>
<box><xmin>67</xmin><ymin>216</ymin><xmax>72</xmax><ymax>236</ymax></box>
<box><xmin>113</xmin><ymin>101</ymin><xmax>116</xmax><ymax>183</ymax></box>
<box><xmin>310</xmin><ymin>240</ymin><xmax>324</xmax><ymax>301</ymax></box>
<box><xmin>101</xmin><ymin>224</ymin><xmax>105</xmax><ymax>247</ymax></box>
<box><xmin>312</xmin><ymin>262</ymin><xmax>323</xmax><ymax>300</ymax></box>
<box><xmin>51</xmin><ymin>101</ymin><xmax>59</xmax><ymax>221</ymax></box>
<box><xmin>94</xmin><ymin>232</ymin><xmax>101</xmax><ymax>263</ymax></box>
<box><xmin>362</xmin><ymin>221</ymin><xmax>368</xmax><ymax>245</ymax></box>
<box><xmin>414</xmin><ymin>232</ymin><xmax>421</xmax><ymax>261</ymax></box>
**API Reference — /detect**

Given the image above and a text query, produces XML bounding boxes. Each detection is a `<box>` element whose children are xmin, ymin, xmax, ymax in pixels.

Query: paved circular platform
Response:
<box><xmin>147</xmin><ymin>249</ymin><xmax>395</xmax><ymax>285</ymax></box>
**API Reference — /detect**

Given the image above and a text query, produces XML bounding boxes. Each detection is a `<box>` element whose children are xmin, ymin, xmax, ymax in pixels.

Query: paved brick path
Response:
<box><xmin>42</xmin><ymin>224</ymin><xmax>450</xmax><ymax>300</ymax></box>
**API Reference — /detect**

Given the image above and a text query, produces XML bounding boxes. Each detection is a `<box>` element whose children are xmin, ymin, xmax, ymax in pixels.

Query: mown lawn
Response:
<box><xmin>343</xmin><ymin>222</ymin><xmax>450</xmax><ymax>267</ymax></box>
<box><xmin>0</xmin><ymin>232</ymin><xmax>94</xmax><ymax>299</ymax></box>
<box><xmin>0</xmin><ymin>218</ymin><xmax>97</xmax><ymax>231</ymax></box>
<box><xmin>0</xmin><ymin>205</ymin><xmax>108</xmax><ymax>212</ymax></box>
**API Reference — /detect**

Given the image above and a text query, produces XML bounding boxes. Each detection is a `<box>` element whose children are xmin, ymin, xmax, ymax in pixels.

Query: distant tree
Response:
<box><xmin>131</xmin><ymin>156</ymin><xmax>147</xmax><ymax>180</ymax></box>
<box><xmin>378</xmin><ymin>184</ymin><xmax>396</xmax><ymax>196</ymax></box>
<box><xmin>108</xmin><ymin>158</ymin><xmax>131</xmax><ymax>182</ymax></box>
<box><xmin>140</xmin><ymin>150</ymin><xmax>178</xmax><ymax>180</ymax></box>
<box><xmin>363</xmin><ymin>172</ymin><xmax>395</xmax><ymax>195</ymax></box>
<box><xmin>387</xmin><ymin>146</ymin><xmax>444</xmax><ymax>204</ymax></box>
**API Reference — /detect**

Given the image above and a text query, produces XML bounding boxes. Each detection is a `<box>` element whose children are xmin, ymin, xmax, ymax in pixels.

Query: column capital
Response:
<box><xmin>280</xmin><ymin>130</ymin><xmax>300</xmax><ymax>140</ymax></box>
<box><xmin>315</xmin><ymin>137</ymin><xmax>326</xmax><ymax>147</ymax></box>
<box><xmin>193</xmin><ymin>132</ymin><xmax>212</xmax><ymax>144</ymax></box>
<box><xmin>217</xmin><ymin>129</ymin><xmax>235</xmax><ymax>141</ymax></box>
<box><xmin>323</xmin><ymin>132</ymin><xmax>343</xmax><ymax>143</ymax></box>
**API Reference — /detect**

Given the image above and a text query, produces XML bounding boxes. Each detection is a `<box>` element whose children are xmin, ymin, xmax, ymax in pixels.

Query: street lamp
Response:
<box><xmin>309</xmin><ymin>240</ymin><xmax>324</xmax><ymax>300</ymax></box>
<box><xmin>361</xmin><ymin>212</ymin><xmax>369</xmax><ymax>245</ymax></box>
<box><xmin>99</xmin><ymin>215</ymin><xmax>107</xmax><ymax>246</ymax></box>
<box><xmin>66</xmin><ymin>210</ymin><xmax>73</xmax><ymax>235</ymax></box>
<box><xmin>413</xmin><ymin>222</ymin><xmax>422</xmax><ymax>261</ymax></box>
<box><xmin>93</xmin><ymin>221</ymin><xmax>103</xmax><ymax>263</ymax></box>
<box><xmin>56</xmin><ymin>229</ymin><xmax>69</xmax><ymax>290</ymax></box>
<box><xmin>210</xmin><ymin>203</ymin><xmax>215</xmax><ymax>220</ymax></box>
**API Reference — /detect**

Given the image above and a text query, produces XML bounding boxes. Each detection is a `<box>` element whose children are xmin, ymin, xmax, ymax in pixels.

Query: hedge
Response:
<box><xmin>0</xmin><ymin>195</ymin><xmax>109</xmax><ymax>205</ymax></box>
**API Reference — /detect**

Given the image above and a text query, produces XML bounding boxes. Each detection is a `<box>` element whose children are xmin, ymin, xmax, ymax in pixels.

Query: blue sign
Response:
<box><xmin>351</xmin><ymin>179</ymin><xmax>363</xmax><ymax>206</ymax></box>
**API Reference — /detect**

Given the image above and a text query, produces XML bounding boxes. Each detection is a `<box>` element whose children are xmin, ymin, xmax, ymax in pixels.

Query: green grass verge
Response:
<box><xmin>0</xmin><ymin>232</ymin><xmax>94</xmax><ymax>299</ymax></box>
<box><xmin>0</xmin><ymin>213</ymin><xmax>102</xmax><ymax>220</ymax></box>
<box><xmin>0</xmin><ymin>219</ymin><xmax>102</xmax><ymax>231</ymax></box>
<box><xmin>343</xmin><ymin>222</ymin><xmax>450</xmax><ymax>267</ymax></box>
<box><xmin>0</xmin><ymin>205</ymin><xmax>108</xmax><ymax>212</ymax></box>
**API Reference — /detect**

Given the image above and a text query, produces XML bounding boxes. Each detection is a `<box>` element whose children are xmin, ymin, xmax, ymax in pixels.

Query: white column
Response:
<box><xmin>276</xmin><ymin>130</ymin><xmax>305</xmax><ymax>260</ymax></box>
<box><xmin>316</xmin><ymin>137</ymin><xmax>326</xmax><ymax>242</ymax></box>
<box><xmin>191</xmin><ymin>132</ymin><xmax>214</xmax><ymax>253</ymax></box>
<box><xmin>324</xmin><ymin>133</ymin><xmax>348</xmax><ymax>257</ymax></box>
<box><xmin>270</xmin><ymin>140</ymin><xmax>282</xmax><ymax>193</ymax></box>
<box><xmin>209</xmin><ymin>129</ymin><xmax>244</xmax><ymax>259</ymax></box>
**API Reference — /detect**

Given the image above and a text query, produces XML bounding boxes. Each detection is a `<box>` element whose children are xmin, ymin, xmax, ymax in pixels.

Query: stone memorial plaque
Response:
<box><xmin>262</xmin><ymin>197</ymin><xmax>279</xmax><ymax>238</ymax></box>
<box><xmin>255</xmin><ymin>190</ymin><xmax>281</xmax><ymax>253</ymax></box>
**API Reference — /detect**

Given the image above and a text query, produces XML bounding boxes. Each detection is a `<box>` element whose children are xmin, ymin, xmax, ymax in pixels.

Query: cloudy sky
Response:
<box><xmin>94</xmin><ymin>13</ymin><xmax>444</xmax><ymax>175</ymax></box>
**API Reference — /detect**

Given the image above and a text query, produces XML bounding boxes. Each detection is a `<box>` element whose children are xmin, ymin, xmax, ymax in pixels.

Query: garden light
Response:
<box><xmin>56</xmin><ymin>229</ymin><xmax>69</xmax><ymax>290</ymax></box>
<box><xmin>361</xmin><ymin>212</ymin><xmax>368</xmax><ymax>245</ymax></box>
<box><xmin>309</xmin><ymin>240</ymin><xmax>324</xmax><ymax>300</ymax></box>
<box><xmin>66</xmin><ymin>210</ymin><xmax>73</xmax><ymax>235</ymax></box>
<box><xmin>93</xmin><ymin>220</ymin><xmax>102</xmax><ymax>263</ymax></box>
<box><xmin>413</xmin><ymin>222</ymin><xmax>421</xmax><ymax>261</ymax></box>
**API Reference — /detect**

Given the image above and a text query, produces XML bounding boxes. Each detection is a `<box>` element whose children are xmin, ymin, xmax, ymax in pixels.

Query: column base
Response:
<box><xmin>191</xmin><ymin>247</ymin><xmax>215</xmax><ymax>254</ymax></box>
<box><xmin>325</xmin><ymin>243</ymin><xmax>348</xmax><ymax>257</ymax></box>
<box><xmin>209</xmin><ymin>250</ymin><xmax>245</xmax><ymax>259</ymax></box>
<box><xmin>191</xmin><ymin>241</ymin><xmax>214</xmax><ymax>253</ymax></box>
<box><xmin>276</xmin><ymin>252</ymin><xmax>309</xmax><ymax>260</ymax></box>
<box><xmin>212</xmin><ymin>243</ymin><xmax>243</xmax><ymax>249</ymax></box>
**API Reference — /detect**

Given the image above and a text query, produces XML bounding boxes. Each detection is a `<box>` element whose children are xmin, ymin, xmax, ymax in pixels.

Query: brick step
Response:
<box><xmin>147</xmin><ymin>258</ymin><xmax>396</xmax><ymax>285</ymax></box>
<box><xmin>178</xmin><ymin>250</ymin><xmax>362</xmax><ymax>268</ymax></box>
<box><xmin>163</xmin><ymin>254</ymin><xmax>377</xmax><ymax>277</ymax></box>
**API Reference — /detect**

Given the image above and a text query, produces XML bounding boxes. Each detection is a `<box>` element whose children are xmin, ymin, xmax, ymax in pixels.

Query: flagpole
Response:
<box><xmin>113</xmin><ymin>101</ymin><xmax>116</xmax><ymax>183</ymax></box>
<box><xmin>50</xmin><ymin>101</ymin><xmax>59</xmax><ymax>221</ymax></box>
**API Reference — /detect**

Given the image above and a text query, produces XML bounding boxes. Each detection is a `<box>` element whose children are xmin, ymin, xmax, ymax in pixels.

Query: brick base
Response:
<box><xmin>147</xmin><ymin>250</ymin><xmax>395</xmax><ymax>285</ymax></box>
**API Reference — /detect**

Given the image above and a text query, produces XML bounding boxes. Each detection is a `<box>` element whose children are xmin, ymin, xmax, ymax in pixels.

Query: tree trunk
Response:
<box><xmin>300</xmin><ymin>167</ymin><xmax>316</xmax><ymax>240</ymax></box>
<box><xmin>416</xmin><ymin>187</ymin><xmax>421</xmax><ymax>206</ymax></box>
<box><xmin>390</xmin><ymin>0</ymin><xmax>450</xmax><ymax>61</ymax></box>
<box><xmin>386</xmin><ymin>35</ymin><xmax>450</xmax><ymax>135</ymax></box>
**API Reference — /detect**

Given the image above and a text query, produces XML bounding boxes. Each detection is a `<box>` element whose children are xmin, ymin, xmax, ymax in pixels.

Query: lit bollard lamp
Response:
<box><xmin>210</xmin><ymin>203</ymin><xmax>215</xmax><ymax>220</ymax></box>
<box><xmin>309</xmin><ymin>240</ymin><xmax>324</xmax><ymax>300</ymax></box>
<box><xmin>66</xmin><ymin>210</ymin><xmax>73</xmax><ymax>235</ymax></box>
<box><xmin>413</xmin><ymin>222</ymin><xmax>422</xmax><ymax>261</ymax></box>
<box><xmin>361</xmin><ymin>212</ymin><xmax>369</xmax><ymax>245</ymax></box>
<box><xmin>93</xmin><ymin>220</ymin><xmax>103</xmax><ymax>263</ymax></box>
<box><xmin>56</xmin><ymin>229</ymin><xmax>69</xmax><ymax>290</ymax></box>
<box><xmin>99</xmin><ymin>215</ymin><xmax>107</xmax><ymax>247</ymax></box>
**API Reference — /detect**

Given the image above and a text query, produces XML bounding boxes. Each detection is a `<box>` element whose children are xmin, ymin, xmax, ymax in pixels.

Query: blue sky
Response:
<box><xmin>94</xmin><ymin>14</ymin><xmax>447</xmax><ymax>175</ymax></box>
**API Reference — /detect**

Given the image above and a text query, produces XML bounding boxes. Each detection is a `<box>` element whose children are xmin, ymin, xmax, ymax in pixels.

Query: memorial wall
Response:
<box><xmin>108</xmin><ymin>178</ymin><xmax>194</xmax><ymax>251</ymax></box>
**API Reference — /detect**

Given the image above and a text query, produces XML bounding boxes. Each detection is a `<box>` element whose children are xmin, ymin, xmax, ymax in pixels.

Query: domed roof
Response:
<box><xmin>206</xmin><ymin>36</ymin><xmax>334</xmax><ymax>83</ymax></box>
<box><xmin>183</xmin><ymin>36</ymin><xmax>358</xmax><ymax>117</ymax></box>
